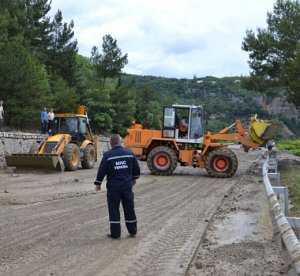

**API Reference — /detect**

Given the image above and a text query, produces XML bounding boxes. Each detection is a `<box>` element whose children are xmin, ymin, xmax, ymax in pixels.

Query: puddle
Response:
<box><xmin>213</xmin><ymin>211</ymin><xmax>259</xmax><ymax>246</ymax></box>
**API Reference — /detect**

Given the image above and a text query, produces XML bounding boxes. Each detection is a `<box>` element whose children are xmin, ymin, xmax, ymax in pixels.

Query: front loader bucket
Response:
<box><xmin>5</xmin><ymin>154</ymin><xmax>64</xmax><ymax>171</ymax></box>
<box><xmin>249</xmin><ymin>117</ymin><xmax>280</xmax><ymax>145</ymax></box>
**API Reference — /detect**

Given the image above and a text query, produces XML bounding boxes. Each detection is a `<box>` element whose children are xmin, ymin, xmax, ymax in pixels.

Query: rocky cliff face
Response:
<box><xmin>256</xmin><ymin>96</ymin><xmax>299</xmax><ymax>119</ymax></box>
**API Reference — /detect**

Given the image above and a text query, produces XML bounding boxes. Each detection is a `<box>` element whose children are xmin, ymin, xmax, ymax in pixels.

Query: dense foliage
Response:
<box><xmin>242</xmin><ymin>0</ymin><xmax>300</xmax><ymax>106</ymax></box>
<box><xmin>0</xmin><ymin>0</ymin><xmax>78</xmax><ymax>127</ymax></box>
<box><xmin>124</xmin><ymin>75</ymin><xmax>269</xmax><ymax>132</ymax></box>
<box><xmin>278</xmin><ymin>139</ymin><xmax>300</xmax><ymax>156</ymax></box>
<box><xmin>0</xmin><ymin>0</ymin><xmax>134</xmax><ymax>134</ymax></box>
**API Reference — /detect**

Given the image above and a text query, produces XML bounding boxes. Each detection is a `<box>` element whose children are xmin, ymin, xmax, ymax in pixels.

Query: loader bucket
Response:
<box><xmin>249</xmin><ymin>117</ymin><xmax>279</xmax><ymax>145</ymax></box>
<box><xmin>5</xmin><ymin>154</ymin><xmax>64</xmax><ymax>171</ymax></box>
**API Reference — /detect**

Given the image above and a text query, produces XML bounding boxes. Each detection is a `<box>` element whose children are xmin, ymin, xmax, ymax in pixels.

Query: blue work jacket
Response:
<box><xmin>95</xmin><ymin>146</ymin><xmax>140</xmax><ymax>191</ymax></box>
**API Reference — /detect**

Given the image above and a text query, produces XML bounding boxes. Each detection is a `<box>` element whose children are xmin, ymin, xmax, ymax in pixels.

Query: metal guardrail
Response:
<box><xmin>262</xmin><ymin>151</ymin><xmax>300</xmax><ymax>274</ymax></box>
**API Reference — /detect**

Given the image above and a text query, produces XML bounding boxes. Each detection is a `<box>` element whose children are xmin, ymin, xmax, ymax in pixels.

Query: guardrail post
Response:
<box><xmin>268</xmin><ymin>172</ymin><xmax>281</xmax><ymax>186</ymax></box>
<box><xmin>268</xmin><ymin>157</ymin><xmax>278</xmax><ymax>173</ymax></box>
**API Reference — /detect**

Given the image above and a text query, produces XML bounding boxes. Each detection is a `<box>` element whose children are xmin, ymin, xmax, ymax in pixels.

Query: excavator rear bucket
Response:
<box><xmin>5</xmin><ymin>154</ymin><xmax>64</xmax><ymax>171</ymax></box>
<box><xmin>249</xmin><ymin>117</ymin><xmax>280</xmax><ymax>145</ymax></box>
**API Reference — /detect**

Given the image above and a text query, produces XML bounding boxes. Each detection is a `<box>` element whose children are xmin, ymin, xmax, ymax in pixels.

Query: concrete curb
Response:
<box><xmin>262</xmin><ymin>151</ymin><xmax>300</xmax><ymax>275</ymax></box>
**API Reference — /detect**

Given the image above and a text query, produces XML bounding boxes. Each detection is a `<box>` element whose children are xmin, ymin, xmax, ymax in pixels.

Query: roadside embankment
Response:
<box><xmin>278</xmin><ymin>151</ymin><xmax>300</xmax><ymax>217</ymax></box>
<box><xmin>187</xmin><ymin>156</ymin><xmax>289</xmax><ymax>275</ymax></box>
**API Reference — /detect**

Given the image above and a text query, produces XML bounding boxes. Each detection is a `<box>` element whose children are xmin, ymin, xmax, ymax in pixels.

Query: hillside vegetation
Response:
<box><xmin>278</xmin><ymin>140</ymin><xmax>300</xmax><ymax>156</ymax></box>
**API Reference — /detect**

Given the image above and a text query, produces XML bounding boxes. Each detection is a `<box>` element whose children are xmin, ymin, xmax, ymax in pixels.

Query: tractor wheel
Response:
<box><xmin>147</xmin><ymin>146</ymin><xmax>177</xmax><ymax>176</ymax></box>
<box><xmin>205</xmin><ymin>148</ymin><xmax>238</xmax><ymax>178</ymax></box>
<box><xmin>82</xmin><ymin>144</ymin><xmax>96</xmax><ymax>169</ymax></box>
<box><xmin>63</xmin><ymin>143</ymin><xmax>80</xmax><ymax>171</ymax></box>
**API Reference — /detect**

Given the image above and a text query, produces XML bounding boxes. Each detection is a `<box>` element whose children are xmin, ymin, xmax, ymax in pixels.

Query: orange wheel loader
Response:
<box><xmin>124</xmin><ymin>104</ymin><xmax>278</xmax><ymax>177</ymax></box>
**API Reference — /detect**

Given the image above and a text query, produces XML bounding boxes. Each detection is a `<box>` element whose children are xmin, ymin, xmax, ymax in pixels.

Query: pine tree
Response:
<box><xmin>110</xmin><ymin>85</ymin><xmax>136</xmax><ymax>135</ymax></box>
<box><xmin>242</xmin><ymin>0</ymin><xmax>300</xmax><ymax>106</ymax></box>
<box><xmin>135</xmin><ymin>86</ymin><xmax>162</xmax><ymax>129</ymax></box>
<box><xmin>0</xmin><ymin>42</ymin><xmax>50</xmax><ymax>128</ymax></box>
<box><xmin>23</xmin><ymin>0</ymin><xmax>52</xmax><ymax>61</ymax></box>
<box><xmin>47</xmin><ymin>10</ymin><xmax>78</xmax><ymax>86</ymax></box>
<box><xmin>91</xmin><ymin>34</ymin><xmax>128</xmax><ymax>86</ymax></box>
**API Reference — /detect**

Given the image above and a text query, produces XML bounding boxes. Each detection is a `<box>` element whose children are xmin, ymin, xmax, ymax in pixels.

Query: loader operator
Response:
<box><xmin>94</xmin><ymin>134</ymin><xmax>140</xmax><ymax>239</ymax></box>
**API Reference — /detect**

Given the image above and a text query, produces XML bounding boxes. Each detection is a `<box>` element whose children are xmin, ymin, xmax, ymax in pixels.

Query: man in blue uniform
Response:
<box><xmin>94</xmin><ymin>134</ymin><xmax>140</xmax><ymax>239</ymax></box>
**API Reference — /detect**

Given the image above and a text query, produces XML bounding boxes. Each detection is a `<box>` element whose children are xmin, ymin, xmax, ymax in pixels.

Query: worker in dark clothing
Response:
<box><xmin>94</xmin><ymin>134</ymin><xmax>140</xmax><ymax>239</ymax></box>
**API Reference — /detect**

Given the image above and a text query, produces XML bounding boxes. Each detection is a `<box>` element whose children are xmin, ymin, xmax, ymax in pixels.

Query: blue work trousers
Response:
<box><xmin>107</xmin><ymin>189</ymin><xmax>137</xmax><ymax>238</ymax></box>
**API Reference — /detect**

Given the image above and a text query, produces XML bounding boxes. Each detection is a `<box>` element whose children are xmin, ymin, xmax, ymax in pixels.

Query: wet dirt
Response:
<box><xmin>0</xmin><ymin>149</ymin><xmax>284</xmax><ymax>276</ymax></box>
<box><xmin>187</xmin><ymin>172</ymin><xmax>289</xmax><ymax>276</ymax></box>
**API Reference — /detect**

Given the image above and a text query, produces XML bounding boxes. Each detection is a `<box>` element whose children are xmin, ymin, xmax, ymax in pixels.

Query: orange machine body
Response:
<box><xmin>125</xmin><ymin>120</ymin><xmax>260</xmax><ymax>169</ymax></box>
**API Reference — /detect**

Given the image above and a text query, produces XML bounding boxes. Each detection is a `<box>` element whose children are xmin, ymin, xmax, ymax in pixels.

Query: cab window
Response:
<box><xmin>79</xmin><ymin>118</ymin><xmax>87</xmax><ymax>135</ymax></box>
<box><xmin>190</xmin><ymin>108</ymin><xmax>203</xmax><ymax>139</ymax></box>
<box><xmin>59</xmin><ymin>117</ymin><xmax>78</xmax><ymax>133</ymax></box>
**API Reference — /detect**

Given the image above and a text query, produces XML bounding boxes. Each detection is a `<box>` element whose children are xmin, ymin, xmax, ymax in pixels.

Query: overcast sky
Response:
<box><xmin>50</xmin><ymin>0</ymin><xmax>276</xmax><ymax>78</ymax></box>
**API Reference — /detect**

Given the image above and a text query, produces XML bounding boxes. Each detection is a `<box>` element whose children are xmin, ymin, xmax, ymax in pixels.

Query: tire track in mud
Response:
<box><xmin>0</xmin><ymin>176</ymin><xmax>165</xmax><ymax>273</ymax></box>
<box><xmin>0</xmin><ymin>152</ymin><xmax>255</xmax><ymax>276</ymax></box>
<box><xmin>100</xmin><ymin>177</ymin><xmax>238</xmax><ymax>276</ymax></box>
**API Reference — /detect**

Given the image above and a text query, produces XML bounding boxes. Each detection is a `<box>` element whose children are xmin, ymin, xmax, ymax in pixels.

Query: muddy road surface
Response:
<box><xmin>0</xmin><ymin>150</ymin><xmax>259</xmax><ymax>276</ymax></box>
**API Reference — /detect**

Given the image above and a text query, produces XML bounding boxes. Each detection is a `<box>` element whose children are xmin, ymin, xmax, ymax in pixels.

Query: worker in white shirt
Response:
<box><xmin>48</xmin><ymin>108</ymin><xmax>55</xmax><ymax>135</ymax></box>
<box><xmin>0</xmin><ymin>101</ymin><xmax>4</xmax><ymax>131</ymax></box>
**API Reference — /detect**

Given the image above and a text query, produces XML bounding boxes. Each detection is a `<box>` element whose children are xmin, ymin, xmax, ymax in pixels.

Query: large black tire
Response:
<box><xmin>147</xmin><ymin>146</ymin><xmax>177</xmax><ymax>176</ymax></box>
<box><xmin>63</xmin><ymin>143</ymin><xmax>80</xmax><ymax>171</ymax></box>
<box><xmin>205</xmin><ymin>148</ymin><xmax>238</xmax><ymax>178</ymax></box>
<box><xmin>81</xmin><ymin>144</ymin><xmax>96</xmax><ymax>169</ymax></box>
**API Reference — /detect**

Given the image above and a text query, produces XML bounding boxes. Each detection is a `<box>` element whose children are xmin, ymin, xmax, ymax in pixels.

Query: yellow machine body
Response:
<box><xmin>249</xmin><ymin>116</ymin><xmax>279</xmax><ymax>145</ymax></box>
<box><xmin>5</xmin><ymin>106</ymin><xmax>97</xmax><ymax>171</ymax></box>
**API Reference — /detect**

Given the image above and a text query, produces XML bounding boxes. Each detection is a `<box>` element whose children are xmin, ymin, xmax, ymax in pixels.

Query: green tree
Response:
<box><xmin>23</xmin><ymin>0</ymin><xmax>52</xmax><ymax>61</ymax></box>
<box><xmin>74</xmin><ymin>55</ymin><xmax>94</xmax><ymax>103</ymax></box>
<box><xmin>135</xmin><ymin>86</ymin><xmax>162</xmax><ymax>129</ymax></box>
<box><xmin>85</xmin><ymin>87</ymin><xmax>113</xmax><ymax>133</ymax></box>
<box><xmin>91</xmin><ymin>34</ymin><xmax>128</xmax><ymax>86</ymax></box>
<box><xmin>47</xmin><ymin>10</ymin><xmax>78</xmax><ymax>86</ymax></box>
<box><xmin>242</xmin><ymin>0</ymin><xmax>300</xmax><ymax>106</ymax></box>
<box><xmin>0</xmin><ymin>0</ymin><xmax>82</xmax><ymax>129</ymax></box>
<box><xmin>48</xmin><ymin>75</ymin><xmax>78</xmax><ymax>112</ymax></box>
<box><xmin>0</xmin><ymin>42</ymin><xmax>50</xmax><ymax>128</ymax></box>
<box><xmin>110</xmin><ymin>85</ymin><xmax>136</xmax><ymax>136</ymax></box>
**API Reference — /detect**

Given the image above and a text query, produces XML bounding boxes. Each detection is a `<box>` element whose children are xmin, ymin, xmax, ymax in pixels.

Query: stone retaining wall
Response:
<box><xmin>0</xmin><ymin>132</ymin><xmax>46</xmax><ymax>168</ymax></box>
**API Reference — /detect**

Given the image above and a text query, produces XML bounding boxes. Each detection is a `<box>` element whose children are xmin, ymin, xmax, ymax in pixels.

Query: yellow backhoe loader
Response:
<box><xmin>5</xmin><ymin>106</ymin><xmax>97</xmax><ymax>171</ymax></box>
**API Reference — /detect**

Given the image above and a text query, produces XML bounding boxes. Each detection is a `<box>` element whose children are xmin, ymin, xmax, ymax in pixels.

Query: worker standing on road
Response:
<box><xmin>94</xmin><ymin>134</ymin><xmax>140</xmax><ymax>239</ymax></box>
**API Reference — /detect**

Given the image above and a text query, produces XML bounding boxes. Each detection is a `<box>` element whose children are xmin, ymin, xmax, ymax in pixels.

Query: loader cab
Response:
<box><xmin>53</xmin><ymin>115</ymin><xmax>92</xmax><ymax>142</ymax></box>
<box><xmin>163</xmin><ymin>105</ymin><xmax>204</xmax><ymax>144</ymax></box>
